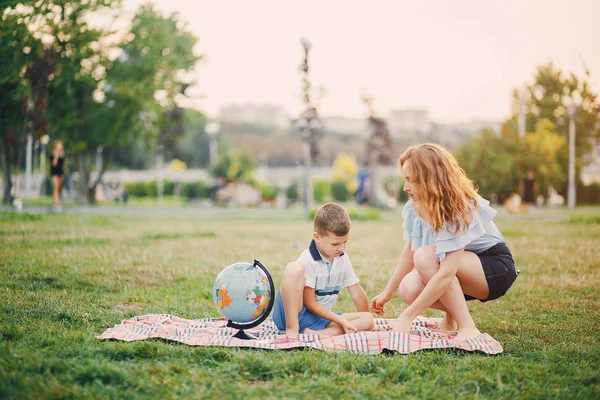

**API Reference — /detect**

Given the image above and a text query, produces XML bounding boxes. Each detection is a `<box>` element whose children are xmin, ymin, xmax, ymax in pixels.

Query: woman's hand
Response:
<box><xmin>391</xmin><ymin>315</ymin><xmax>413</xmax><ymax>333</ymax></box>
<box><xmin>370</xmin><ymin>291</ymin><xmax>392</xmax><ymax>316</ymax></box>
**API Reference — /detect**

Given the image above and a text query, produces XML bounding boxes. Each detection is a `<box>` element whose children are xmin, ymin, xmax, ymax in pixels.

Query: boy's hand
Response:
<box><xmin>370</xmin><ymin>292</ymin><xmax>391</xmax><ymax>315</ymax></box>
<box><xmin>340</xmin><ymin>319</ymin><xmax>358</xmax><ymax>334</ymax></box>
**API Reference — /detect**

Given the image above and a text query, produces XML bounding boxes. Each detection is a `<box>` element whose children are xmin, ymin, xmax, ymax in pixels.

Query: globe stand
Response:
<box><xmin>223</xmin><ymin>259</ymin><xmax>275</xmax><ymax>341</ymax></box>
<box><xmin>226</xmin><ymin>320</ymin><xmax>259</xmax><ymax>340</ymax></box>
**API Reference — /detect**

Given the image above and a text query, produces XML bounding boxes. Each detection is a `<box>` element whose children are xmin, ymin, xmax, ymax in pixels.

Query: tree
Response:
<box><xmin>177</xmin><ymin>108</ymin><xmax>208</xmax><ymax>168</ymax></box>
<box><xmin>361</xmin><ymin>91</ymin><xmax>394</xmax><ymax>207</ymax></box>
<box><xmin>211</xmin><ymin>148</ymin><xmax>256</xmax><ymax>183</ymax></box>
<box><xmin>520</xmin><ymin>119</ymin><xmax>566</xmax><ymax>200</ymax></box>
<box><xmin>513</xmin><ymin>62</ymin><xmax>600</xmax><ymax>194</ymax></box>
<box><xmin>0</xmin><ymin>7</ymin><xmax>44</xmax><ymax>204</ymax></box>
<box><xmin>41</xmin><ymin>1</ymin><xmax>200</xmax><ymax>203</ymax></box>
<box><xmin>34</xmin><ymin>0</ymin><xmax>122</xmax><ymax>203</ymax></box>
<box><xmin>456</xmin><ymin>119</ymin><xmax>565</xmax><ymax>202</ymax></box>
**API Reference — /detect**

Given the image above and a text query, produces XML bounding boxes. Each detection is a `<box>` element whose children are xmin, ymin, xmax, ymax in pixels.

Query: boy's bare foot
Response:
<box><xmin>449</xmin><ymin>326</ymin><xmax>481</xmax><ymax>344</ymax></box>
<box><xmin>285</xmin><ymin>328</ymin><xmax>299</xmax><ymax>337</ymax></box>
<box><xmin>302</xmin><ymin>328</ymin><xmax>317</xmax><ymax>335</ymax></box>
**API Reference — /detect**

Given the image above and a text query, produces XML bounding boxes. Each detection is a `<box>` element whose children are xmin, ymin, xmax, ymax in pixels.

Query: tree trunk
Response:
<box><xmin>75</xmin><ymin>152</ymin><xmax>90</xmax><ymax>204</ymax></box>
<box><xmin>87</xmin><ymin>145</ymin><xmax>115</xmax><ymax>205</ymax></box>
<box><xmin>87</xmin><ymin>185</ymin><xmax>96</xmax><ymax>205</ymax></box>
<box><xmin>0</xmin><ymin>137</ymin><xmax>13</xmax><ymax>205</ymax></box>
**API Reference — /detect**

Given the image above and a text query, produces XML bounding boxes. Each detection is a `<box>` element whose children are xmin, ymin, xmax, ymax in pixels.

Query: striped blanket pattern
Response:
<box><xmin>97</xmin><ymin>314</ymin><xmax>503</xmax><ymax>355</ymax></box>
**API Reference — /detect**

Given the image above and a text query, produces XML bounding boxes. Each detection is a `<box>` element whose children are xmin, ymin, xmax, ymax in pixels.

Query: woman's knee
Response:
<box><xmin>399</xmin><ymin>278</ymin><xmax>421</xmax><ymax>304</ymax></box>
<box><xmin>413</xmin><ymin>246</ymin><xmax>439</xmax><ymax>276</ymax></box>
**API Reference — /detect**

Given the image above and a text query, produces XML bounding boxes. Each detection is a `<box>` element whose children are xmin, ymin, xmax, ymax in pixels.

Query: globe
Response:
<box><xmin>212</xmin><ymin>259</ymin><xmax>275</xmax><ymax>339</ymax></box>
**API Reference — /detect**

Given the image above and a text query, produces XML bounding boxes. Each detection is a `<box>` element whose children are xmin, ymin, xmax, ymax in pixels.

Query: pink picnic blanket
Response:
<box><xmin>97</xmin><ymin>314</ymin><xmax>503</xmax><ymax>355</ymax></box>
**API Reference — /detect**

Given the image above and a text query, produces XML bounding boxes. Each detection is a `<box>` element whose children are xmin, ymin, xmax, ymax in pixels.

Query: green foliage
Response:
<box><xmin>211</xmin><ymin>149</ymin><xmax>256</xmax><ymax>183</ymax></box>
<box><xmin>520</xmin><ymin>119</ymin><xmax>567</xmax><ymax>197</ymax></box>
<box><xmin>256</xmin><ymin>180</ymin><xmax>278</xmax><ymax>200</ymax></box>
<box><xmin>145</xmin><ymin>180</ymin><xmax>158</xmax><ymax>197</ymax></box>
<box><xmin>163</xmin><ymin>180</ymin><xmax>175</xmax><ymax>196</ymax></box>
<box><xmin>330</xmin><ymin>179</ymin><xmax>349</xmax><ymax>202</ymax></box>
<box><xmin>456</xmin><ymin>120</ymin><xmax>565</xmax><ymax>201</ymax></box>
<box><xmin>312</xmin><ymin>178</ymin><xmax>330</xmax><ymax>203</ymax></box>
<box><xmin>332</xmin><ymin>153</ymin><xmax>358</xmax><ymax>194</ymax></box>
<box><xmin>42</xmin><ymin>0</ymin><xmax>118</xmax><ymax>144</ymax></box>
<box><xmin>513</xmin><ymin>62</ymin><xmax>600</xmax><ymax>195</ymax></box>
<box><xmin>177</xmin><ymin>109</ymin><xmax>209</xmax><ymax>168</ymax></box>
<box><xmin>2</xmin><ymin>1</ymin><xmax>201</xmax><ymax>203</ymax></box>
<box><xmin>125</xmin><ymin>182</ymin><xmax>151</xmax><ymax>197</ymax></box>
<box><xmin>182</xmin><ymin>180</ymin><xmax>208</xmax><ymax>199</ymax></box>
<box><xmin>456</xmin><ymin>129</ymin><xmax>517</xmax><ymax>201</ymax></box>
<box><xmin>0</xmin><ymin>8</ymin><xmax>45</xmax><ymax>203</ymax></box>
<box><xmin>125</xmin><ymin>180</ymin><xmax>207</xmax><ymax>199</ymax></box>
<box><xmin>286</xmin><ymin>182</ymin><xmax>299</xmax><ymax>202</ymax></box>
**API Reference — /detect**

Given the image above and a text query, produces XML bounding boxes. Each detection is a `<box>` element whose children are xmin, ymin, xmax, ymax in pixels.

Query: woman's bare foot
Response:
<box><xmin>436</xmin><ymin>315</ymin><xmax>458</xmax><ymax>333</ymax></box>
<box><xmin>449</xmin><ymin>326</ymin><xmax>481</xmax><ymax>344</ymax></box>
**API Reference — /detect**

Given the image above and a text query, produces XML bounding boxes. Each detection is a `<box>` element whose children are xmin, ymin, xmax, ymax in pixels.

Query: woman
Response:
<box><xmin>371</xmin><ymin>143</ymin><xmax>518</xmax><ymax>343</ymax></box>
<box><xmin>50</xmin><ymin>140</ymin><xmax>66</xmax><ymax>211</ymax></box>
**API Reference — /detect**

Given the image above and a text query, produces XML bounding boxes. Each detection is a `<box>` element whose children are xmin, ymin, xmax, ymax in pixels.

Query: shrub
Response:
<box><xmin>312</xmin><ymin>178</ymin><xmax>330</xmax><ymax>203</ymax></box>
<box><xmin>163</xmin><ymin>180</ymin><xmax>175</xmax><ymax>196</ymax></box>
<box><xmin>330</xmin><ymin>180</ymin><xmax>349</xmax><ymax>202</ymax></box>
<box><xmin>257</xmin><ymin>181</ymin><xmax>278</xmax><ymax>200</ymax></box>
<box><xmin>286</xmin><ymin>182</ymin><xmax>299</xmax><ymax>202</ymax></box>
<box><xmin>182</xmin><ymin>180</ymin><xmax>208</xmax><ymax>199</ymax></box>
<box><xmin>125</xmin><ymin>182</ymin><xmax>151</xmax><ymax>197</ymax></box>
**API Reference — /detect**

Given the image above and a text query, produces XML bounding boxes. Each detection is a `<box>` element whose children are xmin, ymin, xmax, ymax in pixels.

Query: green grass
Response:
<box><xmin>21</xmin><ymin>195</ymin><xmax>188</xmax><ymax>208</ymax></box>
<box><xmin>1</xmin><ymin>207</ymin><xmax>599</xmax><ymax>399</ymax></box>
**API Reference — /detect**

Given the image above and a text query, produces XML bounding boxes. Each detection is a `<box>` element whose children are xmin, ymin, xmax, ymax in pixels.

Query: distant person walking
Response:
<box><xmin>520</xmin><ymin>169</ymin><xmax>538</xmax><ymax>211</ymax></box>
<box><xmin>50</xmin><ymin>140</ymin><xmax>66</xmax><ymax>211</ymax></box>
<box><xmin>355</xmin><ymin>166</ymin><xmax>370</xmax><ymax>205</ymax></box>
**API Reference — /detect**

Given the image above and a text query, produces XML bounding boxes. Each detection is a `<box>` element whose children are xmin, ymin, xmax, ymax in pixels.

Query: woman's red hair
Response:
<box><xmin>399</xmin><ymin>143</ymin><xmax>478</xmax><ymax>233</ymax></box>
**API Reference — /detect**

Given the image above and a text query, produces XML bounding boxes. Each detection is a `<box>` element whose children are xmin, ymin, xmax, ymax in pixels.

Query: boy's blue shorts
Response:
<box><xmin>272</xmin><ymin>290</ymin><xmax>332</xmax><ymax>332</ymax></box>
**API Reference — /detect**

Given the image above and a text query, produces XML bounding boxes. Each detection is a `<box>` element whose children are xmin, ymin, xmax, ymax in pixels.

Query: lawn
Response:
<box><xmin>1</xmin><ymin>207</ymin><xmax>599</xmax><ymax>399</ymax></box>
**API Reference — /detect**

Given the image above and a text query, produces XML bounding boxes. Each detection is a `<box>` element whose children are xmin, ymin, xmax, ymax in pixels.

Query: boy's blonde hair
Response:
<box><xmin>314</xmin><ymin>202</ymin><xmax>351</xmax><ymax>236</ymax></box>
<box><xmin>399</xmin><ymin>143</ymin><xmax>478</xmax><ymax>234</ymax></box>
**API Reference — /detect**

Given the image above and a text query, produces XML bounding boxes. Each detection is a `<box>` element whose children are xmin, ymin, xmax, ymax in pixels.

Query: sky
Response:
<box><xmin>119</xmin><ymin>0</ymin><xmax>600</xmax><ymax>123</ymax></box>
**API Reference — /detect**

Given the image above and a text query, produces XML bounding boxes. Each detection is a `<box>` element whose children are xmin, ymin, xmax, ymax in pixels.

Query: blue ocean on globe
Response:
<box><xmin>212</xmin><ymin>262</ymin><xmax>273</xmax><ymax>324</ymax></box>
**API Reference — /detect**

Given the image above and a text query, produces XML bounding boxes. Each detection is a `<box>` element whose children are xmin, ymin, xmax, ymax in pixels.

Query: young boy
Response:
<box><xmin>272</xmin><ymin>202</ymin><xmax>374</xmax><ymax>336</ymax></box>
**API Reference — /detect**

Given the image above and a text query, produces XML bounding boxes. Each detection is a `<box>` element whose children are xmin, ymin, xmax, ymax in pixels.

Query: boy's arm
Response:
<box><xmin>346</xmin><ymin>283</ymin><xmax>369</xmax><ymax>312</ymax></box>
<box><xmin>303</xmin><ymin>286</ymin><xmax>350</xmax><ymax>328</ymax></box>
